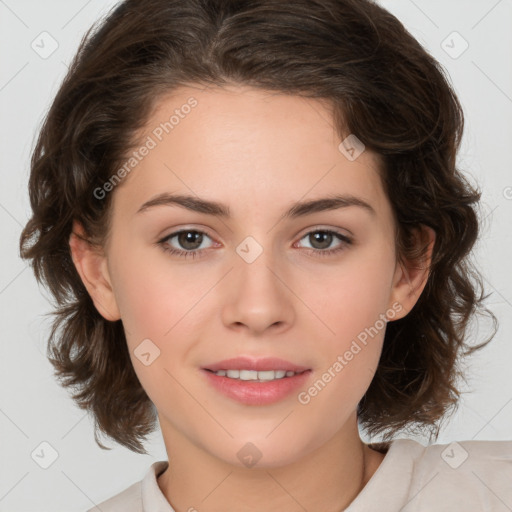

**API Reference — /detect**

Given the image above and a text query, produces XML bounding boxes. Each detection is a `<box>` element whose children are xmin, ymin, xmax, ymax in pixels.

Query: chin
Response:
<box><xmin>205</xmin><ymin>434</ymin><xmax>318</xmax><ymax>470</ymax></box>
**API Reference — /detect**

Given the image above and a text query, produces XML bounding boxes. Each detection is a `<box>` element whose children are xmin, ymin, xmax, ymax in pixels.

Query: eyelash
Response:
<box><xmin>157</xmin><ymin>228</ymin><xmax>353</xmax><ymax>260</ymax></box>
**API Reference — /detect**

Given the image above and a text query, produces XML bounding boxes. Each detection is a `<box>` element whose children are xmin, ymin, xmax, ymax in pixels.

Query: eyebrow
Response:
<box><xmin>135</xmin><ymin>192</ymin><xmax>376</xmax><ymax>219</ymax></box>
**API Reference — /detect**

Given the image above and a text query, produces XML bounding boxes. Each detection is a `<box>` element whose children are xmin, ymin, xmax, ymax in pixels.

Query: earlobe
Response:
<box><xmin>388</xmin><ymin>225</ymin><xmax>436</xmax><ymax>321</ymax></box>
<box><xmin>68</xmin><ymin>220</ymin><xmax>121</xmax><ymax>322</ymax></box>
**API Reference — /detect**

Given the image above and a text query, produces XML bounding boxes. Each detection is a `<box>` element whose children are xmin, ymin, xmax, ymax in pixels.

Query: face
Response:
<box><xmin>79</xmin><ymin>84</ymin><xmax>424</xmax><ymax>468</ymax></box>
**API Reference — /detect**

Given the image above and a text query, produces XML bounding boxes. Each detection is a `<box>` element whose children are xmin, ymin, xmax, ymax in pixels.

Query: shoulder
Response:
<box><xmin>85</xmin><ymin>461</ymin><xmax>170</xmax><ymax>512</ymax></box>
<box><xmin>86</xmin><ymin>480</ymin><xmax>142</xmax><ymax>512</ymax></box>
<box><xmin>395</xmin><ymin>438</ymin><xmax>512</xmax><ymax>511</ymax></box>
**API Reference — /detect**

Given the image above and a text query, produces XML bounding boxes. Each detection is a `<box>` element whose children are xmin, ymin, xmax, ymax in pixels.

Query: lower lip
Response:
<box><xmin>202</xmin><ymin>369</ymin><xmax>312</xmax><ymax>405</ymax></box>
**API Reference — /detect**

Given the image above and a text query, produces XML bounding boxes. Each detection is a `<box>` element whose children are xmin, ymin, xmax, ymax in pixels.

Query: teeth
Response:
<box><xmin>214</xmin><ymin>369</ymin><xmax>299</xmax><ymax>380</ymax></box>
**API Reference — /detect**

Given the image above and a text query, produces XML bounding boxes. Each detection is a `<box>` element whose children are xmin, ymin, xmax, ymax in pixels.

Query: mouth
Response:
<box><xmin>201</xmin><ymin>356</ymin><xmax>312</xmax><ymax>405</ymax></box>
<box><xmin>204</xmin><ymin>368</ymin><xmax>308</xmax><ymax>381</ymax></box>
<box><xmin>202</xmin><ymin>355</ymin><xmax>310</xmax><ymax>374</ymax></box>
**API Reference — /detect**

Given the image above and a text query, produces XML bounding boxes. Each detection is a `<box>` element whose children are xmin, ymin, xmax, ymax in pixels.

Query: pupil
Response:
<box><xmin>311</xmin><ymin>231</ymin><xmax>332</xmax><ymax>249</ymax></box>
<box><xmin>179</xmin><ymin>231</ymin><xmax>202</xmax><ymax>250</ymax></box>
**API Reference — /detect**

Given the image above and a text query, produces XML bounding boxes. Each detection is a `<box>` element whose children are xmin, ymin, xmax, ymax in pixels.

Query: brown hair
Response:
<box><xmin>20</xmin><ymin>0</ymin><xmax>497</xmax><ymax>454</ymax></box>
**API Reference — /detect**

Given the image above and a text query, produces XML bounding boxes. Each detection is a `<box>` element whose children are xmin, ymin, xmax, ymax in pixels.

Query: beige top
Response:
<box><xmin>87</xmin><ymin>438</ymin><xmax>512</xmax><ymax>511</ymax></box>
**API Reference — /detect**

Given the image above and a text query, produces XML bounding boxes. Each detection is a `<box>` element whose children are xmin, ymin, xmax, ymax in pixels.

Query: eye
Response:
<box><xmin>295</xmin><ymin>229</ymin><xmax>353</xmax><ymax>257</ymax></box>
<box><xmin>158</xmin><ymin>229</ymin><xmax>215</xmax><ymax>259</ymax></box>
<box><xmin>157</xmin><ymin>227</ymin><xmax>353</xmax><ymax>260</ymax></box>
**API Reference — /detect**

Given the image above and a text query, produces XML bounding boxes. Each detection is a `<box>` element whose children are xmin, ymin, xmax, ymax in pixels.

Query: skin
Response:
<box><xmin>69</xmin><ymin>84</ymin><xmax>435</xmax><ymax>512</ymax></box>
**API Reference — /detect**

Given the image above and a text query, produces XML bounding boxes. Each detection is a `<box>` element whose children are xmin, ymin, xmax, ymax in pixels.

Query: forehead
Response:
<box><xmin>112</xmin><ymin>84</ymin><xmax>389</xmax><ymax>222</ymax></box>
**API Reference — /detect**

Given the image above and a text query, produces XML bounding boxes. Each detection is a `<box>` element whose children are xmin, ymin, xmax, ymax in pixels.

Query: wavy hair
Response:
<box><xmin>20</xmin><ymin>0</ymin><xmax>497</xmax><ymax>454</ymax></box>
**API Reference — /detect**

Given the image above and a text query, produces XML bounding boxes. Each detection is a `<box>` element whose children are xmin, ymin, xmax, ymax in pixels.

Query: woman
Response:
<box><xmin>20</xmin><ymin>0</ymin><xmax>512</xmax><ymax>510</ymax></box>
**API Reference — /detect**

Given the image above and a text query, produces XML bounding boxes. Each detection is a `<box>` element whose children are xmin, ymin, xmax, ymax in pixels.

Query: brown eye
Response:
<box><xmin>158</xmin><ymin>229</ymin><xmax>215</xmax><ymax>259</ymax></box>
<box><xmin>175</xmin><ymin>231</ymin><xmax>204</xmax><ymax>250</ymax></box>
<box><xmin>308</xmin><ymin>231</ymin><xmax>335</xmax><ymax>250</ymax></box>
<box><xmin>296</xmin><ymin>229</ymin><xmax>353</xmax><ymax>257</ymax></box>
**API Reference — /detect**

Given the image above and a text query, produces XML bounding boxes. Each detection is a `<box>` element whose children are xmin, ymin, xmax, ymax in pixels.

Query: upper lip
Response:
<box><xmin>203</xmin><ymin>356</ymin><xmax>310</xmax><ymax>373</ymax></box>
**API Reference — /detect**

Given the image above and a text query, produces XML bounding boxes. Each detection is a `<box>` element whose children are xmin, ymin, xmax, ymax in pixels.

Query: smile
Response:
<box><xmin>207</xmin><ymin>369</ymin><xmax>302</xmax><ymax>381</ymax></box>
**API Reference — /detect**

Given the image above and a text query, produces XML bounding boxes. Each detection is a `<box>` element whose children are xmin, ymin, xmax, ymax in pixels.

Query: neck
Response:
<box><xmin>157</xmin><ymin>414</ymin><xmax>384</xmax><ymax>512</ymax></box>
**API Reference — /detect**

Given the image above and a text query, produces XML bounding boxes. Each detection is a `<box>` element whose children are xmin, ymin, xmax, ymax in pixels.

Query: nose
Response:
<box><xmin>220</xmin><ymin>246</ymin><xmax>296</xmax><ymax>336</ymax></box>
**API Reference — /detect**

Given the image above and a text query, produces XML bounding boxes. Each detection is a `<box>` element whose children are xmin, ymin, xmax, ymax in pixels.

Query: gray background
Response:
<box><xmin>1</xmin><ymin>0</ymin><xmax>511</xmax><ymax>510</ymax></box>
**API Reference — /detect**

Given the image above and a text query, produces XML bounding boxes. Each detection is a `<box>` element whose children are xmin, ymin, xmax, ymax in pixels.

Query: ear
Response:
<box><xmin>68</xmin><ymin>220</ymin><xmax>121</xmax><ymax>321</ymax></box>
<box><xmin>387</xmin><ymin>225</ymin><xmax>436</xmax><ymax>321</ymax></box>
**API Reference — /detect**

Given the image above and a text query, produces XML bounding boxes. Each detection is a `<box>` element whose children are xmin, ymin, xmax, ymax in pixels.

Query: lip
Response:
<box><xmin>202</xmin><ymin>368</ymin><xmax>312</xmax><ymax>405</ymax></box>
<box><xmin>202</xmin><ymin>356</ymin><xmax>310</xmax><ymax>373</ymax></box>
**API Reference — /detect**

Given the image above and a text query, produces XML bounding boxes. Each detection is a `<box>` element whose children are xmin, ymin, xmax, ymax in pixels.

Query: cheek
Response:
<box><xmin>302</xmin><ymin>243</ymin><xmax>395</xmax><ymax>400</ymax></box>
<box><xmin>108</xmin><ymin>248</ymin><xmax>201</xmax><ymax>403</ymax></box>
<box><xmin>312</xmin><ymin>244</ymin><xmax>396</xmax><ymax>342</ymax></box>
<box><xmin>109</xmin><ymin>243</ymin><xmax>204</xmax><ymax>341</ymax></box>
